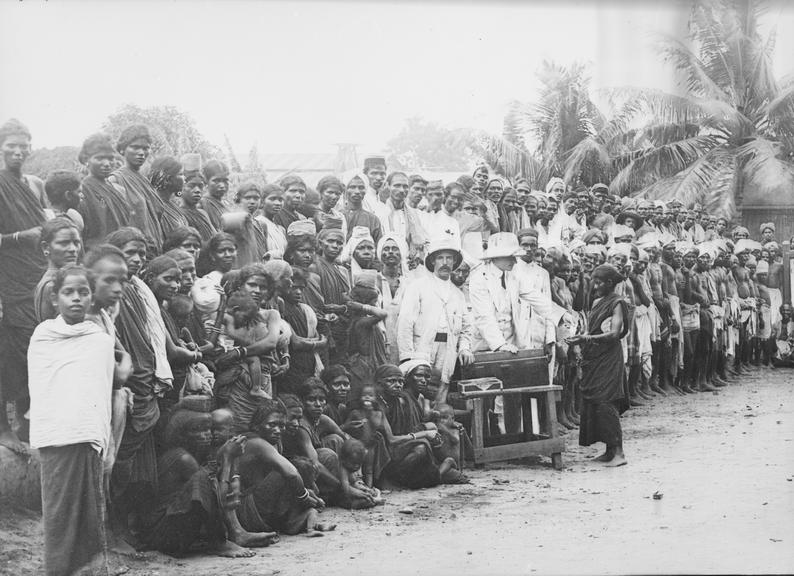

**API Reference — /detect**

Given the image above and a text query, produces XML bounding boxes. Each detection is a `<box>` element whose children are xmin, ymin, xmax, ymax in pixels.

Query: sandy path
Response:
<box><xmin>2</xmin><ymin>368</ymin><xmax>793</xmax><ymax>576</ymax></box>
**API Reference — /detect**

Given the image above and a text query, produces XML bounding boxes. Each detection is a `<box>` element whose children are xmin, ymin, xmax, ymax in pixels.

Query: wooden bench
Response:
<box><xmin>459</xmin><ymin>384</ymin><xmax>564</xmax><ymax>469</ymax></box>
<box><xmin>456</xmin><ymin>349</ymin><xmax>565</xmax><ymax>469</ymax></box>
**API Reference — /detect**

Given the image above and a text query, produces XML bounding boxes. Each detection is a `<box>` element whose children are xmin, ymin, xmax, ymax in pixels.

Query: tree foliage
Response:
<box><xmin>385</xmin><ymin>117</ymin><xmax>476</xmax><ymax>172</ymax></box>
<box><xmin>481</xmin><ymin>0</ymin><xmax>794</xmax><ymax>217</ymax></box>
<box><xmin>24</xmin><ymin>146</ymin><xmax>82</xmax><ymax>178</ymax></box>
<box><xmin>102</xmin><ymin>104</ymin><xmax>222</xmax><ymax>161</ymax></box>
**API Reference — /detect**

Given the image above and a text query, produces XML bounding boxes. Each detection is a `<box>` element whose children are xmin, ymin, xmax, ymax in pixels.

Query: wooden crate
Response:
<box><xmin>461</xmin><ymin>349</ymin><xmax>549</xmax><ymax>389</ymax></box>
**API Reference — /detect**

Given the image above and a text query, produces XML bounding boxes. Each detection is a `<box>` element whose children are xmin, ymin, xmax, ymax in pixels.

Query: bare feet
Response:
<box><xmin>305</xmin><ymin>522</ymin><xmax>336</xmax><ymax>538</ymax></box>
<box><xmin>213</xmin><ymin>540</ymin><xmax>256</xmax><ymax>558</ymax></box>
<box><xmin>230</xmin><ymin>528</ymin><xmax>279</xmax><ymax>548</ymax></box>
<box><xmin>603</xmin><ymin>454</ymin><xmax>627</xmax><ymax>467</ymax></box>
<box><xmin>0</xmin><ymin>428</ymin><xmax>28</xmax><ymax>455</ymax></box>
<box><xmin>592</xmin><ymin>450</ymin><xmax>614</xmax><ymax>462</ymax></box>
<box><xmin>249</xmin><ymin>388</ymin><xmax>269</xmax><ymax>399</ymax></box>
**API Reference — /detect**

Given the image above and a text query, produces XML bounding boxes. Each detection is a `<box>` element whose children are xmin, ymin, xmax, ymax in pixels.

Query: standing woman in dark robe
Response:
<box><xmin>78</xmin><ymin>133</ymin><xmax>131</xmax><ymax>250</ymax></box>
<box><xmin>177</xmin><ymin>154</ymin><xmax>216</xmax><ymax>242</ymax></box>
<box><xmin>109</xmin><ymin>125</ymin><xmax>167</xmax><ymax>252</ymax></box>
<box><xmin>148</xmin><ymin>156</ymin><xmax>190</xmax><ymax>239</ymax></box>
<box><xmin>200</xmin><ymin>160</ymin><xmax>230</xmax><ymax>231</ymax></box>
<box><xmin>311</xmin><ymin>222</ymin><xmax>351</xmax><ymax>366</ymax></box>
<box><xmin>280</xmin><ymin>266</ymin><xmax>328</xmax><ymax>393</ymax></box>
<box><xmin>0</xmin><ymin>118</ymin><xmax>47</xmax><ymax>452</ymax></box>
<box><xmin>566</xmin><ymin>264</ymin><xmax>629</xmax><ymax>467</ymax></box>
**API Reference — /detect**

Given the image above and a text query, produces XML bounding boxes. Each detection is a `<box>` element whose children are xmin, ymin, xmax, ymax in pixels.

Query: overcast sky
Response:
<box><xmin>1</xmin><ymin>0</ymin><xmax>792</xmax><ymax>156</ymax></box>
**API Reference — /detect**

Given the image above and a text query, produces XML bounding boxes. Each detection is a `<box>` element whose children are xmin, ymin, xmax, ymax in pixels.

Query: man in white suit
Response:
<box><xmin>397</xmin><ymin>232</ymin><xmax>475</xmax><ymax>404</ymax></box>
<box><xmin>470</xmin><ymin>232</ymin><xmax>566</xmax><ymax>353</ymax></box>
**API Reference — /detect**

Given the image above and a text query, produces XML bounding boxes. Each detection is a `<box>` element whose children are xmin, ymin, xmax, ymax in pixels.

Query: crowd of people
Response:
<box><xmin>0</xmin><ymin>117</ymin><xmax>791</xmax><ymax>575</ymax></box>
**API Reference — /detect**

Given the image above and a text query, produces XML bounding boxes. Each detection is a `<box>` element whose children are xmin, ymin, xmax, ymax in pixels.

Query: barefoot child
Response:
<box><xmin>434</xmin><ymin>403</ymin><xmax>468</xmax><ymax>483</ymax></box>
<box><xmin>343</xmin><ymin>384</ymin><xmax>392</xmax><ymax>487</ymax></box>
<box><xmin>29</xmin><ymin>265</ymin><xmax>115</xmax><ymax>576</ymax></box>
<box><xmin>338</xmin><ymin>438</ymin><xmax>384</xmax><ymax>509</ymax></box>
<box><xmin>222</xmin><ymin>290</ymin><xmax>279</xmax><ymax>398</ymax></box>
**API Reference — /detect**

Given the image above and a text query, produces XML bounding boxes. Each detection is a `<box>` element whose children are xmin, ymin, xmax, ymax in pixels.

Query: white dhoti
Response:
<box><xmin>769</xmin><ymin>288</ymin><xmax>783</xmax><ymax>328</ymax></box>
<box><xmin>668</xmin><ymin>294</ymin><xmax>684</xmax><ymax>369</ymax></box>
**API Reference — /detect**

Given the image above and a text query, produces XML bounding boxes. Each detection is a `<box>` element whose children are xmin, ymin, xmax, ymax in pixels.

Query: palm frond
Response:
<box><xmin>611</xmin><ymin>135</ymin><xmax>719</xmax><ymax>196</ymax></box>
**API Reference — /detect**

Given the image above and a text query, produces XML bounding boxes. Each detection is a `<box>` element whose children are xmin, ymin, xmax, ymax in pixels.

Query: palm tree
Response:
<box><xmin>565</xmin><ymin>0</ymin><xmax>794</xmax><ymax>218</ymax></box>
<box><xmin>472</xmin><ymin>61</ymin><xmax>603</xmax><ymax>188</ymax></box>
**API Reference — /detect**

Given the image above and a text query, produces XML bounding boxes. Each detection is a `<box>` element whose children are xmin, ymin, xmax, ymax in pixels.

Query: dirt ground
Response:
<box><xmin>2</xmin><ymin>368</ymin><xmax>793</xmax><ymax>576</ymax></box>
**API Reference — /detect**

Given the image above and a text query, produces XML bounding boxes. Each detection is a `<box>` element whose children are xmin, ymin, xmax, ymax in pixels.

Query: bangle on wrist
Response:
<box><xmin>297</xmin><ymin>488</ymin><xmax>310</xmax><ymax>501</ymax></box>
<box><xmin>409</xmin><ymin>433</ymin><xmax>416</xmax><ymax>440</ymax></box>
<box><xmin>12</xmin><ymin>232</ymin><xmax>19</xmax><ymax>244</ymax></box>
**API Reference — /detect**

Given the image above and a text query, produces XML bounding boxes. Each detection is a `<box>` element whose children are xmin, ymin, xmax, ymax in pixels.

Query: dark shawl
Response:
<box><xmin>180</xmin><ymin>205</ymin><xmax>217</xmax><ymax>241</ymax></box>
<box><xmin>112</xmin><ymin>166</ymin><xmax>166</xmax><ymax>251</ymax></box>
<box><xmin>343</xmin><ymin>208</ymin><xmax>383</xmax><ymax>245</ymax></box>
<box><xmin>314</xmin><ymin>257</ymin><xmax>350</xmax><ymax>305</ymax></box>
<box><xmin>281</xmin><ymin>300</ymin><xmax>317</xmax><ymax>391</ymax></box>
<box><xmin>159</xmin><ymin>198</ymin><xmax>190</xmax><ymax>239</ymax></box>
<box><xmin>79</xmin><ymin>175</ymin><xmax>131</xmax><ymax>249</ymax></box>
<box><xmin>201</xmin><ymin>196</ymin><xmax>227</xmax><ymax>231</ymax></box>
<box><xmin>115</xmin><ymin>282</ymin><xmax>158</xmax><ymax>402</ymax></box>
<box><xmin>272</xmin><ymin>208</ymin><xmax>305</xmax><ymax>231</ymax></box>
<box><xmin>0</xmin><ymin>169</ymin><xmax>47</xmax><ymax>327</ymax></box>
<box><xmin>580</xmin><ymin>292</ymin><xmax>629</xmax><ymax>408</ymax></box>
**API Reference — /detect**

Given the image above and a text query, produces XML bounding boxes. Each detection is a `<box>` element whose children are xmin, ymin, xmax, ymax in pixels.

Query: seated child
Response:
<box><xmin>338</xmin><ymin>438</ymin><xmax>384</xmax><ymax>509</ymax></box>
<box><xmin>434</xmin><ymin>403</ymin><xmax>469</xmax><ymax>484</ymax></box>
<box><xmin>221</xmin><ymin>290</ymin><xmax>280</xmax><ymax>398</ymax></box>
<box><xmin>343</xmin><ymin>384</ymin><xmax>392</xmax><ymax>487</ymax></box>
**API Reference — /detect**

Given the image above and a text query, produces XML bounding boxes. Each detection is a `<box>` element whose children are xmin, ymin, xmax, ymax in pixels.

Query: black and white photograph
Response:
<box><xmin>0</xmin><ymin>0</ymin><xmax>793</xmax><ymax>574</ymax></box>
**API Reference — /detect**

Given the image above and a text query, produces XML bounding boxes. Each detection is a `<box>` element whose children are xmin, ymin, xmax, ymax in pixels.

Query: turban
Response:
<box><xmin>374</xmin><ymin>364</ymin><xmax>403</xmax><ymax>383</ymax></box>
<box><xmin>287</xmin><ymin>219</ymin><xmax>316</xmax><ymax>238</ymax></box>
<box><xmin>517</xmin><ymin>227</ymin><xmax>539</xmax><ymax>239</ymax></box>
<box><xmin>592</xmin><ymin>264</ymin><xmax>624</xmax><ymax>285</ymax></box>
<box><xmin>584</xmin><ymin>244</ymin><xmax>607</xmax><ymax>259</ymax></box>
<box><xmin>764</xmin><ymin>241</ymin><xmax>780</xmax><ymax>252</ymax></box>
<box><xmin>590</xmin><ymin>183</ymin><xmax>609</xmax><ymax>195</ymax></box>
<box><xmin>760</xmin><ymin>222</ymin><xmax>775</xmax><ymax>234</ymax></box>
<box><xmin>637</xmin><ymin>248</ymin><xmax>649</xmax><ymax>263</ymax></box>
<box><xmin>347</xmin><ymin>171</ymin><xmax>371</xmax><ymax>189</ymax></box>
<box><xmin>608</xmin><ymin>243</ymin><xmax>632</xmax><ymax>259</ymax></box>
<box><xmin>756</xmin><ymin>260</ymin><xmax>769</xmax><ymax>274</ymax></box>
<box><xmin>426</xmin><ymin>179</ymin><xmax>443</xmax><ymax>190</ymax></box>
<box><xmin>144</xmin><ymin>255</ymin><xmax>180</xmax><ymax>278</ymax></box>
<box><xmin>342</xmin><ymin>226</ymin><xmax>375</xmax><ymax>263</ymax></box>
<box><xmin>582</xmin><ymin>229</ymin><xmax>605</xmax><ymax>244</ymax></box>
<box><xmin>545</xmin><ymin>177</ymin><xmax>565</xmax><ymax>194</ymax></box>
<box><xmin>659</xmin><ymin>233</ymin><xmax>677</xmax><ymax>249</ymax></box>
<box><xmin>376</xmin><ymin>231</ymin><xmax>409</xmax><ymax>275</ymax></box>
<box><xmin>675</xmin><ymin>241</ymin><xmax>697</xmax><ymax>256</ymax></box>
<box><xmin>733</xmin><ymin>239</ymin><xmax>752</xmax><ymax>255</ymax></box>
<box><xmin>79</xmin><ymin>133</ymin><xmax>115</xmax><ymax>164</ymax></box>
<box><xmin>613</xmin><ymin>224</ymin><xmax>635</xmax><ymax>239</ymax></box>
<box><xmin>636</xmin><ymin>232</ymin><xmax>661</xmax><ymax>250</ymax></box>
<box><xmin>746</xmin><ymin>255</ymin><xmax>757</xmax><ymax>267</ymax></box>
<box><xmin>353</xmin><ymin>269</ymin><xmax>379</xmax><ymax>291</ymax></box>
<box><xmin>698</xmin><ymin>243</ymin><xmax>718</xmax><ymax>260</ymax></box>
<box><xmin>116</xmin><ymin>124</ymin><xmax>151</xmax><ymax>153</ymax></box>
<box><xmin>654</xmin><ymin>200</ymin><xmax>666</xmax><ymax>209</ymax></box>
<box><xmin>399</xmin><ymin>356</ymin><xmax>431</xmax><ymax>377</ymax></box>
<box><xmin>0</xmin><ymin>118</ymin><xmax>31</xmax><ymax>145</ymax></box>
<box><xmin>732</xmin><ymin>226</ymin><xmax>749</xmax><ymax>238</ymax></box>
<box><xmin>568</xmin><ymin>238</ymin><xmax>586</xmax><ymax>253</ymax></box>
<box><xmin>323</xmin><ymin>215</ymin><xmax>344</xmax><ymax>230</ymax></box>
<box><xmin>318</xmin><ymin>227</ymin><xmax>345</xmax><ymax>243</ymax></box>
